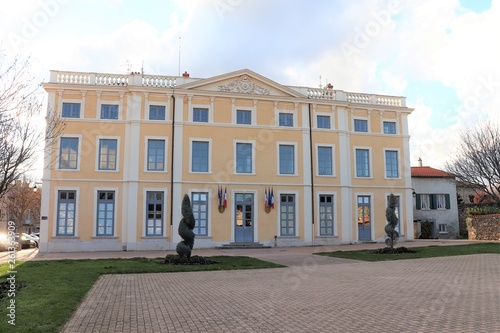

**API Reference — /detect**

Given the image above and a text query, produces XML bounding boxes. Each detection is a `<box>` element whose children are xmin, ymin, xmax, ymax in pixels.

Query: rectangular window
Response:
<box><xmin>98</xmin><ymin>139</ymin><xmax>117</xmax><ymax>170</ymax></box>
<box><xmin>193</xmin><ymin>108</ymin><xmax>209</xmax><ymax>122</ymax></box>
<box><xmin>317</xmin><ymin>115</ymin><xmax>331</xmax><ymax>129</ymax></box>
<box><xmin>146</xmin><ymin>191</ymin><xmax>163</xmax><ymax>236</ymax></box>
<box><xmin>62</xmin><ymin>103</ymin><xmax>81</xmax><ymax>118</ymax></box>
<box><xmin>59</xmin><ymin>137</ymin><xmax>79</xmax><ymax>169</ymax></box>
<box><xmin>149</xmin><ymin>105</ymin><xmax>166</xmax><ymax>120</ymax></box>
<box><xmin>147</xmin><ymin>139</ymin><xmax>165</xmax><ymax>171</ymax></box>
<box><xmin>318</xmin><ymin>146</ymin><xmax>333</xmax><ymax>176</ymax></box>
<box><xmin>385</xmin><ymin>150</ymin><xmax>399</xmax><ymax>178</ymax></box>
<box><xmin>438</xmin><ymin>224</ymin><xmax>447</xmax><ymax>233</ymax></box>
<box><xmin>279</xmin><ymin>113</ymin><xmax>293</xmax><ymax>127</ymax></box>
<box><xmin>96</xmin><ymin>191</ymin><xmax>115</xmax><ymax>236</ymax></box>
<box><xmin>436</xmin><ymin>194</ymin><xmax>446</xmax><ymax>209</ymax></box>
<box><xmin>236</xmin><ymin>143</ymin><xmax>252</xmax><ymax>173</ymax></box>
<box><xmin>319</xmin><ymin>195</ymin><xmax>334</xmax><ymax>236</ymax></box>
<box><xmin>354</xmin><ymin>119</ymin><xmax>368</xmax><ymax>132</ymax></box>
<box><xmin>192</xmin><ymin>141</ymin><xmax>209</xmax><ymax>172</ymax></box>
<box><xmin>280</xmin><ymin>194</ymin><xmax>295</xmax><ymax>236</ymax></box>
<box><xmin>236</xmin><ymin>110</ymin><xmax>251</xmax><ymax>125</ymax></box>
<box><xmin>279</xmin><ymin>145</ymin><xmax>295</xmax><ymax>175</ymax></box>
<box><xmin>101</xmin><ymin>104</ymin><xmax>119</xmax><ymax>119</ymax></box>
<box><xmin>383</xmin><ymin>121</ymin><xmax>396</xmax><ymax>134</ymax></box>
<box><xmin>57</xmin><ymin>190</ymin><xmax>76</xmax><ymax>236</ymax></box>
<box><xmin>192</xmin><ymin>192</ymin><xmax>208</xmax><ymax>236</ymax></box>
<box><xmin>419</xmin><ymin>194</ymin><xmax>430</xmax><ymax>210</ymax></box>
<box><xmin>355</xmin><ymin>149</ymin><xmax>370</xmax><ymax>177</ymax></box>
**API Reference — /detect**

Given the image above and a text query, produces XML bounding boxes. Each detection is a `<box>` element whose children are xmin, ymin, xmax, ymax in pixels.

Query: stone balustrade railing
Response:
<box><xmin>304</xmin><ymin>87</ymin><xmax>406</xmax><ymax>107</ymax></box>
<box><xmin>50</xmin><ymin>71</ymin><xmax>407</xmax><ymax>107</ymax></box>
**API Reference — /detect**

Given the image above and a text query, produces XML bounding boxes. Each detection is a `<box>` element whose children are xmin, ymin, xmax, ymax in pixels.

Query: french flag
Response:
<box><xmin>223</xmin><ymin>186</ymin><xmax>227</xmax><ymax>208</ymax></box>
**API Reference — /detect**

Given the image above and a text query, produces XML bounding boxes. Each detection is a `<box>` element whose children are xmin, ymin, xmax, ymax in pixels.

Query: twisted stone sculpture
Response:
<box><xmin>176</xmin><ymin>194</ymin><xmax>196</xmax><ymax>259</ymax></box>
<box><xmin>385</xmin><ymin>193</ymin><xmax>399</xmax><ymax>249</ymax></box>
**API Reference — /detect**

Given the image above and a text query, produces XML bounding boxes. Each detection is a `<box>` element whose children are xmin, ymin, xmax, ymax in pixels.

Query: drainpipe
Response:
<box><xmin>308</xmin><ymin>103</ymin><xmax>315</xmax><ymax>246</ymax></box>
<box><xmin>170</xmin><ymin>94</ymin><xmax>176</xmax><ymax>246</ymax></box>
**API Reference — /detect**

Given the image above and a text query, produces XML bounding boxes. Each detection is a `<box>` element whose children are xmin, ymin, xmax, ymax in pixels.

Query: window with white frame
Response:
<box><xmin>147</xmin><ymin>139</ymin><xmax>165</xmax><ymax>171</ymax></box>
<box><xmin>236</xmin><ymin>143</ymin><xmax>252</xmax><ymax>174</ymax></box>
<box><xmin>438</xmin><ymin>223</ymin><xmax>447</xmax><ymax>233</ymax></box>
<box><xmin>317</xmin><ymin>146</ymin><xmax>333</xmax><ymax>176</ymax></box>
<box><xmin>146</xmin><ymin>191</ymin><xmax>164</xmax><ymax>236</ymax></box>
<box><xmin>279</xmin><ymin>113</ymin><xmax>293</xmax><ymax>127</ymax></box>
<box><xmin>101</xmin><ymin>104</ymin><xmax>119</xmax><ymax>119</ymax></box>
<box><xmin>191</xmin><ymin>141</ymin><xmax>209</xmax><ymax>172</ymax></box>
<box><xmin>193</xmin><ymin>108</ymin><xmax>209</xmax><ymax>122</ymax></box>
<box><xmin>279</xmin><ymin>144</ymin><xmax>295</xmax><ymax>175</ymax></box>
<box><xmin>385</xmin><ymin>150</ymin><xmax>399</xmax><ymax>178</ymax></box>
<box><xmin>420</xmin><ymin>194</ymin><xmax>430</xmax><ymax>210</ymax></box>
<box><xmin>436</xmin><ymin>194</ymin><xmax>446</xmax><ymax>209</ymax></box>
<box><xmin>96</xmin><ymin>191</ymin><xmax>115</xmax><ymax>236</ymax></box>
<box><xmin>236</xmin><ymin>110</ymin><xmax>251</xmax><ymax>125</ymax></box>
<box><xmin>280</xmin><ymin>194</ymin><xmax>295</xmax><ymax>236</ymax></box>
<box><xmin>57</xmin><ymin>190</ymin><xmax>76</xmax><ymax>236</ymax></box>
<box><xmin>62</xmin><ymin>103</ymin><xmax>81</xmax><ymax>118</ymax></box>
<box><xmin>317</xmin><ymin>115</ymin><xmax>331</xmax><ymax>129</ymax></box>
<box><xmin>354</xmin><ymin>119</ymin><xmax>368</xmax><ymax>132</ymax></box>
<box><xmin>59</xmin><ymin>137</ymin><xmax>79</xmax><ymax>169</ymax></box>
<box><xmin>192</xmin><ymin>192</ymin><xmax>208</xmax><ymax>236</ymax></box>
<box><xmin>98</xmin><ymin>139</ymin><xmax>118</xmax><ymax>170</ymax></box>
<box><xmin>319</xmin><ymin>195</ymin><xmax>334</xmax><ymax>236</ymax></box>
<box><xmin>149</xmin><ymin>105</ymin><xmax>166</xmax><ymax>120</ymax></box>
<box><xmin>383</xmin><ymin>121</ymin><xmax>396</xmax><ymax>134</ymax></box>
<box><xmin>355</xmin><ymin>148</ymin><xmax>370</xmax><ymax>177</ymax></box>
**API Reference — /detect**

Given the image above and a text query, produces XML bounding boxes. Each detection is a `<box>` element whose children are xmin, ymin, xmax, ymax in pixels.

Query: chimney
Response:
<box><xmin>182</xmin><ymin>71</ymin><xmax>190</xmax><ymax>78</ymax></box>
<box><xmin>418</xmin><ymin>157</ymin><xmax>422</xmax><ymax>167</ymax></box>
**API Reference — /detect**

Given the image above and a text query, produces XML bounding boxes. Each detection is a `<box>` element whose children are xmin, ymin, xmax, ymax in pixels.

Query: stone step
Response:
<box><xmin>217</xmin><ymin>242</ymin><xmax>272</xmax><ymax>249</ymax></box>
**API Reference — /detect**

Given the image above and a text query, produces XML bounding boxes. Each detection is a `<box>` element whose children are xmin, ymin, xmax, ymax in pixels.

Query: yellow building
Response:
<box><xmin>40</xmin><ymin>69</ymin><xmax>414</xmax><ymax>252</ymax></box>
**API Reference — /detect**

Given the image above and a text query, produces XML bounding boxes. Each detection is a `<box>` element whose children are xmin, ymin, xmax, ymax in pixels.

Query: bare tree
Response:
<box><xmin>446</xmin><ymin>121</ymin><xmax>500</xmax><ymax>205</ymax></box>
<box><xmin>0</xmin><ymin>51</ymin><xmax>62</xmax><ymax>200</ymax></box>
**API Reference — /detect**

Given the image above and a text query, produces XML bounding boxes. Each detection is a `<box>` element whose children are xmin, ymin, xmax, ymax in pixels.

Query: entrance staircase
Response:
<box><xmin>217</xmin><ymin>242</ymin><xmax>272</xmax><ymax>249</ymax></box>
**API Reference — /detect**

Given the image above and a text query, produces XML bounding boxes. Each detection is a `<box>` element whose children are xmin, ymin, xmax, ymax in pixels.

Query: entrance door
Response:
<box><xmin>234</xmin><ymin>193</ymin><xmax>254</xmax><ymax>242</ymax></box>
<box><xmin>357</xmin><ymin>195</ymin><xmax>371</xmax><ymax>241</ymax></box>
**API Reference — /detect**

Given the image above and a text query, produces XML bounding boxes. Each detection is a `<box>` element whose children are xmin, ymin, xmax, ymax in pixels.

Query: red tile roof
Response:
<box><xmin>411</xmin><ymin>166</ymin><xmax>455</xmax><ymax>178</ymax></box>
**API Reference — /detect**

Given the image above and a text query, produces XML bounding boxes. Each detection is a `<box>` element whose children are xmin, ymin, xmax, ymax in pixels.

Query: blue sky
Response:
<box><xmin>1</xmin><ymin>0</ymin><xmax>498</xmax><ymax>175</ymax></box>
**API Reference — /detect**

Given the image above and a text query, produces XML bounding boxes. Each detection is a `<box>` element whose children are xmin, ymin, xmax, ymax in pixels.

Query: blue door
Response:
<box><xmin>234</xmin><ymin>193</ymin><xmax>254</xmax><ymax>242</ymax></box>
<box><xmin>357</xmin><ymin>196</ymin><xmax>371</xmax><ymax>241</ymax></box>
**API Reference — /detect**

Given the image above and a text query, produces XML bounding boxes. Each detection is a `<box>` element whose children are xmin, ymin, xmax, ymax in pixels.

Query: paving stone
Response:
<box><xmin>59</xmin><ymin>250</ymin><xmax>500</xmax><ymax>333</ymax></box>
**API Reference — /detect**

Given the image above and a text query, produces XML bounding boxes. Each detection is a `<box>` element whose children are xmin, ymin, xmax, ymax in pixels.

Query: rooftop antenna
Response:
<box><xmin>141</xmin><ymin>60</ymin><xmax>144</xmax><ymax>75</ymax></box>
<box><xmin>178</xmin><ymin>36</ymin><xmax>181</xmax><ymax>77</ymax></box>
<box><xmin>319</xmin><ymin>75</ymin><xmax>322</xmax><ymax>88</ymax></box>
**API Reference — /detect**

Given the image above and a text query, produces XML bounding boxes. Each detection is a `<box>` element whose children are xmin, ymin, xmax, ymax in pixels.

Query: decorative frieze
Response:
<box><xmin>218</xmin><ymin>75</ymin><xmax>270</xmax><ymax>95</ymax></box>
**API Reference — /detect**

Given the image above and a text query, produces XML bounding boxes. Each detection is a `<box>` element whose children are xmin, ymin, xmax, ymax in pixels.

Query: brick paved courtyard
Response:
<box><xmin>61</xmin><ymin>253</ymin><xmax>500</xmax><ymax>333</ymax></box>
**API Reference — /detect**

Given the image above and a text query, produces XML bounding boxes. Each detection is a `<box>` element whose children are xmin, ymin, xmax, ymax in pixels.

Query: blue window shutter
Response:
<box><xmin>415</xmin><ymin>194</ymin><xmax>421</xmax><ymax>210</ymax></box>
<box><xmin>445</xmin><ymin>194</ymin><xmax>451</xmax><ymax>209</ymax></box>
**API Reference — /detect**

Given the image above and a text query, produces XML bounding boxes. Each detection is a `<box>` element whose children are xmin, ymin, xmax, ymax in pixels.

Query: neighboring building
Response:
<box><xmin>412</xmin><ymin>162</ymin><xmax>459</xmax><ymax>238</ymax></box>
<box><xmin>40</xmin><ymin>69</ymin><xmax>414</xmax><ymax>252</ymax></box>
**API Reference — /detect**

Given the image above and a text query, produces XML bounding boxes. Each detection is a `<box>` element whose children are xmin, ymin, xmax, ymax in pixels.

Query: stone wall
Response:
<box><xmin>466</xmin><ymin>214</ymin><xmax>500</xmax><ymax>241</ymax></box>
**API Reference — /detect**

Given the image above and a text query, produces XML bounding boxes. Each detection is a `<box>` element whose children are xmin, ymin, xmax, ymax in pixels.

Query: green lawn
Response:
<box><xmin>0</xmin><ymin>256</ymin><xmax>283</xmax><ymax>333</ymax></box>
<box><xmin>316</xmin><ymin>243</ymin><xmax>500</xmax><ymax>262</ymax></box>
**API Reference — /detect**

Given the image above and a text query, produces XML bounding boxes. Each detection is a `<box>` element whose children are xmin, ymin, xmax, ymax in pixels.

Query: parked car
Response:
<box><xmin>29</xmin><ymin>233</ymin><xmax>40</xmax><ymax>247</ymax></box>
<box><xmin>15</xmin><ymin>233</ymin><xmax>37</xmax><ymax>249</ymax></box>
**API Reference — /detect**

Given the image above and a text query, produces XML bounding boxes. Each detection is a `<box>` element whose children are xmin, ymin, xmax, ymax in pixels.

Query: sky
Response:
<box><xmin>1</xmin><ymin>0</ymin><xmax>498</xmax><ymax>177</ymax></box>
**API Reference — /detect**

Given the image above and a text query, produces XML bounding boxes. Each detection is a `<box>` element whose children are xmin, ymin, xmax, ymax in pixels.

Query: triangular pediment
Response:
<box><xmin>177</xmin><ymin>69</ymin><xmax>303</xmax><ymax>98</ymax></box>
